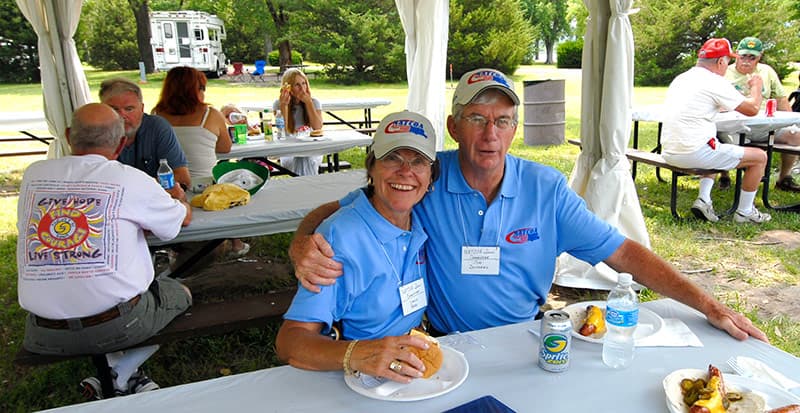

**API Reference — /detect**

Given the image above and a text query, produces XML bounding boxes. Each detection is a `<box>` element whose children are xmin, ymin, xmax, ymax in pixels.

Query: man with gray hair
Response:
<box><xmin>17</xmin><ymin>103</ymin><xmax>192</xmax><ymax>399</ymax></box>
<box><xmin>288</xmin><ymin>68</ymin><xmax>767</xmax><ymax>368</ymax></box>
<box><xmin>99</xmin><ymin>78</ymin><xmax>190</xmax><ymax>199</ymax></box>
<box><xmin>661</xmin><ymin>38</ymin><xmax>770</xmax><ymax>224</ymax></box>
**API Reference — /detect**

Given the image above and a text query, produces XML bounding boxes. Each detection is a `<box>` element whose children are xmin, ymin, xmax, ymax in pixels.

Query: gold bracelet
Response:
<box><xmin>343</xmin><ymin>339</ymin><xmax>359</xmax><ymax>376</ymax></box>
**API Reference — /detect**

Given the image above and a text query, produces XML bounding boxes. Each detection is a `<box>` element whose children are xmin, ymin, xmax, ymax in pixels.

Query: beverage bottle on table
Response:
<box><xmin>274</xmin><ymin>109</ymin><xmax>285</xmax><ymax>140</ymax></box>
<box><xmin>602</xmin><ymin>272</ymin><xmax>638</xmax><ymax>369</ymax></box>
<box><xmin>261</xmin><ymin>109</ymin><xmax>273</xmax><ymax>141</ymax></box>
<box><xmin>157</xmin><ymin>158</ymin><xmax>175</xmax><ymax>189</ymax></box>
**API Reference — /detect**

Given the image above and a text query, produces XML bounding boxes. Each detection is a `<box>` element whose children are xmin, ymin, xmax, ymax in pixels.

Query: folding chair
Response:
<box><xmin>252</xmin><ymin>60</ymin><xmax>267</xmax><ymax>82</ymax></box>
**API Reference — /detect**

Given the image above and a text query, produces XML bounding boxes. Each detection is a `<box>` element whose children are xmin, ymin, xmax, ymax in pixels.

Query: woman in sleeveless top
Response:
<box><xmin>153</xmin><ymin>67</ymin><xmax>249</xmax><ymax>256</ymax></box>
<box><xmin>153</xmin><ymin>66</ymin><xmax>231</xmax><ymax>185</ymax></box>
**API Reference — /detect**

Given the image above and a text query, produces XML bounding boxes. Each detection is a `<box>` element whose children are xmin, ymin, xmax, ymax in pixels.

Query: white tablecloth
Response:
<box><xmin>147</xmin><ymin>170</ymin><xmax>365</xmax><ymax>245</ymax></box>
<box><xmin>632</xmin><ymin>106</ymin><xmax>800</xmax><ymax>136</ymax></box>
<box><xmin>221</xmin><ymin>129</ymin><xmax>372</xmax><ymax>161</ymax></box>
<box><xmin>42</xmin><ymin>299</ymin><xmax>800</xmax><ymax>412</ymax></box>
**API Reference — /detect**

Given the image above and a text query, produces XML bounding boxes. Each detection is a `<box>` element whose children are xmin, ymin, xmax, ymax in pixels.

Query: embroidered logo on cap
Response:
<box><xmin>385</xmin><ymin>119</ymin><xmax>428</xmax><ymax>138</ymax></box>
<box><xmin>467</xmin><ymin>70</ymin><xmax>511</xmax><ymax>88</ymax></box>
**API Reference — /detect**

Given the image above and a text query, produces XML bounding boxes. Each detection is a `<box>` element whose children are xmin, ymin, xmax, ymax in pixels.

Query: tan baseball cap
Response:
<box><xmin>371</xmin><ymin>111</ymin><xmax>436</xmax><ymax>161</ymax></box>
<box><xmin>453</xmin><ymin>68</ymin><xmax>519</xmax><ymax>106</ymax></box>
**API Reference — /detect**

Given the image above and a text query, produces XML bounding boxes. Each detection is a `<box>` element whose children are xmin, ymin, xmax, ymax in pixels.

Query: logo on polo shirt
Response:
<box><xmin>505</xmin><ymin>227</ymin><xmax>540</xmax><ymax>244</ymax></box>
<box><xmin>467</xmin><ymin>70</ymin><xmax>510</xmax><ymax>88</ymax></box>
<box><xmin>385</xmin><ymin>119</ymin><xmax>428</xmax><ymax>139</ymax></box>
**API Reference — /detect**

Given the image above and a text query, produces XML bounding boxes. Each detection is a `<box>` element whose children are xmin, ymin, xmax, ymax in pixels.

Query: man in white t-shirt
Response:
<box><xmin>661</xmin><ymin>38</ymin><xmax>770</xmax><ymax>224</ymax></box>
<box><xmin>722</xmin><ymin>36</ymin><xmax>800</xmax><ymax>192</ymax></box>
<box><xmin>17</xmin><ymin>103</ymin><xmax>193</xmax><ymax>399</ymax></box>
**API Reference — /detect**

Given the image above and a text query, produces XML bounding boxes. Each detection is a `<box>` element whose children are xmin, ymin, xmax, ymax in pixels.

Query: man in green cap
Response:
<box><xmin>722</xmin><ymin>36</ymin><xmax>800</xmax><ymax>192</ymax></box>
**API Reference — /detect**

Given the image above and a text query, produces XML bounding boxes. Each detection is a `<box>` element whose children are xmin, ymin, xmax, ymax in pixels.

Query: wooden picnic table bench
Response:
<box><xmin>568</xmin><ymin>139</ymin><xmax>730</xmax><ymax>219</ymax></box>
<box><xmin>14</xmin><ymin>288</ymin><xmax>297</xmax><ymax>398</ymax></box>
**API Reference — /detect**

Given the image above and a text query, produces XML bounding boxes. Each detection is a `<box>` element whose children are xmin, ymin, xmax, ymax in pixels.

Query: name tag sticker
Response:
<box><xmin>461</xmin><ymin>246</ymin><xmax>500</xmax><ymax>275</ymax></box>
<box><xmin>399</xmin><ymin>278</ymin><xmax>427</xmax><ymax>316</ymax></box>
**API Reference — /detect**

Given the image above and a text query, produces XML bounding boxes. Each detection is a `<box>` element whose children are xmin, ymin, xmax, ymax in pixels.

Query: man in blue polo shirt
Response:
<box><xmin>99</xmin><ymin>78</ymin><xmax>190</xmax><ymax>200</ymax></box>
<box><xmin>289</xmin><ymin>68</ymin><xmax>767</xmax><ymax>343</ymax></box>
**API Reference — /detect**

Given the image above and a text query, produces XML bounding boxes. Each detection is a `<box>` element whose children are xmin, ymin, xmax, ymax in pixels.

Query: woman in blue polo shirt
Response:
<box><xmin>275</xmin><ymin>111</ymin><xmax>438</xmax><ymax>383</ymax></box>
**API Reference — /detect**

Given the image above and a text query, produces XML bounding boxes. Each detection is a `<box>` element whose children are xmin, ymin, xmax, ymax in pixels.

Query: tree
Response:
<box><xmin>520</xmin><ymin>0</ymin><xmax>570</xmax><ymax>64</ymax></box>
<box><xmin>633</xmin><ymin>0</ymin><xmax>800</xmax><ymax>85</ymax></box>
<box><xmin>292</xmin><ymin>0</ymin><xmax>405</xmax><ymax>83</ymax></box>
<box><xmin>128</xmin><ymin>0</ymin><xmax>155</xmax><ymax>73</ymax></box>
<box><xmin>0</xmin><ymin>0</ymin><xmax>39</xmax><ymax>83</ymax></box>
<box><xmin>448</xmin><ymin>0</ymin><xmax>533</xmax><ymax>78</ymax></box>
<box><xmin>77</xmin><ymin>0</ymin><xmax>140</xmax><ymax>70</ymax></box>
<box><xmin>265</xmin><ymin>0</ymin><xmax>293</xmax><ymax>72</ymax></box>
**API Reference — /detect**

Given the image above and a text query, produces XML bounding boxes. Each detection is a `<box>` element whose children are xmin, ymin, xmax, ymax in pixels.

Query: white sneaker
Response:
<box><xmin>734</xmin><ymin>208</ymin><xmax>772</xmax><ymax>224</ymax></box>
<box><xmin>691</xmin><ymin>198</ymin><xmax>719</xmax><ymax>222</ymax></box>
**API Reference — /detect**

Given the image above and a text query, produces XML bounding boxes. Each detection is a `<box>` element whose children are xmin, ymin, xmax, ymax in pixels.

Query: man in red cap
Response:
<box><xmin>661</xmin><ymin>38</ymin><xmax>770</xmax><ymax>224</ymax></box>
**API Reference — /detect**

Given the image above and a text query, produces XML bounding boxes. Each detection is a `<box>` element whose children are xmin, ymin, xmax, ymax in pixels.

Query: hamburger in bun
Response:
<box><xmin>409</xmin><ymin>329</ymin><xmax>443</xmax><ymax>379</ymax></box>
<box><xmin>310</xmin><ymin>129</ymin><xmax>324</xmax><ymax>137</ymax></box>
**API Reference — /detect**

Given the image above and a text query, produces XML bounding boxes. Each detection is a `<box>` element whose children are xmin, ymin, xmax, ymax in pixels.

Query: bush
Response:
<box><xmin>448</xmin><ymin>0</ymin><xmax>533</xmax><ymax>78</ymax></box>
<box><xmin>267</xmin><ymin>50</ymin><xmax>303</xmax><ymax>67</ymax></box>
<box><xmin>556</xmin><ymin>40</ymin><xmax>582</xmax><ymax>68</ymax></box>
<box><xmin>0</xmin><ymin>1</ymin><xmax>39</xmax><ymax>83</ymax></box>
<box><xmin>76</xmin><ymin>0</ymin><xmax>140</xmax><ymax>70</ymax></box>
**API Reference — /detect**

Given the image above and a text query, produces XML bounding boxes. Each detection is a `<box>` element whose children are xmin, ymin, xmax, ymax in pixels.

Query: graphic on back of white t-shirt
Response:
<box><xmin>22</xmin><ymin>181</ymin><xmax>121</xmax><ymax>280</ymax></box>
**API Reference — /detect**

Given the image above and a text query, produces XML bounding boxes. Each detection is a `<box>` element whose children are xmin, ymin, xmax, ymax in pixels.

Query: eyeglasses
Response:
<box><xmin>199</xmin><ymin>85</ymin><xmax>206</xmax><ymax>91</ymax></box>
<box><xmin>737</xmin><ymin>54</ymin><xmax>758</xmax><ymax>61</ymax></box>
<box><xmin>462</xmin><ymin>114</ymin><xmax>517</xmax><ymax>130</ymax></box>
<box><xmin>379</xmin><ymin>152</ymin><xmax>432</xmax><ymax>173</ymax></box>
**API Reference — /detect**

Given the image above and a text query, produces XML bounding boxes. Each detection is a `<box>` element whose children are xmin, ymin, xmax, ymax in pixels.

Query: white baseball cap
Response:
<box><xmin>371</xmin><ymin>111</ymin><xmax>436</xmax><ymax>161</ymax></box>
<box><xmin>453</xmin><ymin>68</ymin><xmax>519</xmax><ymax>106</ymax></box>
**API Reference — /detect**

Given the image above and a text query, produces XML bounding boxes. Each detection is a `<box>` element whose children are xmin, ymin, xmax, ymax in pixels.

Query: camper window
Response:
<box><xmin>194</xmin><ymin>29</ymin><xmax>204</xmax><ymax>41</ymax></box>
<box><xmin>163</xmin><ymin>23</ymin><xmax>173</xmax><ymax>39</ymax></box>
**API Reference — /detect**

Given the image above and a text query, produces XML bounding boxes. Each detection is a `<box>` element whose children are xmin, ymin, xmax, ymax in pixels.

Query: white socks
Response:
<box><xmin>106</xmin><ymin>345</ymin><xmax>160</xmax><ymax>391</ymax></box>
<box><xmin>738</xmin><ymin>190</ymin><xmax>757</xmax><ymax>214</ymax></box>
<box><xmin>698</xmin><ymin>177</ymin><xmax>715</xmax><ymax>203</ymax></box>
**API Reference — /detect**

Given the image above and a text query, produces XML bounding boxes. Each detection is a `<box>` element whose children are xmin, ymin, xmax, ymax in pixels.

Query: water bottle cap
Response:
<box><xmin>618</xmin><ymin>273</ymin><xmax>633</xmax><ymax>285</ymax></box>
<box><xmin>159</xmin><ymin>158</ymin><xmax>168</xmax><ymax>163</ymax></box>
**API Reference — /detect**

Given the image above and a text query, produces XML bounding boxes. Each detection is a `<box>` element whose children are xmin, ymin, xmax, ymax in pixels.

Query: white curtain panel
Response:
<box><xmin>395</xmin><ymin>0</ymin><xmax>448</xmax><ymax>150</ymax></box>
<box><xmin>16</xmin><ymin>0</ymin><xmax>92</xmax><ymax>159</ymax></box>
<box><xmin>556</xmin><ymin>0</ymin><xmax>650</xmax><ymax>290</ymax></box>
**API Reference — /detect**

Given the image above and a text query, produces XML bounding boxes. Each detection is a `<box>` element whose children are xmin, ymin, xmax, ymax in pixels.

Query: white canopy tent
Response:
<box><xmin>555</xmin><ymin>0</ymin><xmax>648</xmax><ymax>289</ymax></box>
<box><xmin>16</xmin><ymin>0</ymin><xmax>91</xmax><ymax>159</ymax></box>
<box><xmin>20</xmin><ymin>0</ymin><xmax>646</xmax><ymax>289</ymax></box>
<box><xmin>395</xmin><ymin>0</ymin><xmax>449</xmax><ymax>150</ymax></box>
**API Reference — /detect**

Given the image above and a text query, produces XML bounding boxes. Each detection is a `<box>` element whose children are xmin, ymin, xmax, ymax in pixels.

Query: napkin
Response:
<box><xmin>733</xmin><ymin>356</ymin><xmax>800</xmax><ymax>396</ymax></box>
<box><xmin>634</xmin><ymin>318</ymin><xmax>703</xmax><ymax>347</ymax></box>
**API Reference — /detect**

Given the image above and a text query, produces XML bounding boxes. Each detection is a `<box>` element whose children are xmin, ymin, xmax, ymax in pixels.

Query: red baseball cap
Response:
<box><xmin>697</xmin><ymin>38</ymin><xmax>737</xmax><ymax>59</ymax></box>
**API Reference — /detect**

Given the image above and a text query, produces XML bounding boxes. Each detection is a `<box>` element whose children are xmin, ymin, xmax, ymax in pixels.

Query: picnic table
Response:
<box><xmin>41</xmin><ymin>298</ymin><xmax>800</xmax><ymax>412</ymax></box>
<box><xmin>239</xmin><ymin>98</ymin><xmax>391</xmax><ymax>130</ymax></box>
<box><xmin>0</xmin><ymin>111</ymin><xmax>52</xmax><ymax>157</ymax></box>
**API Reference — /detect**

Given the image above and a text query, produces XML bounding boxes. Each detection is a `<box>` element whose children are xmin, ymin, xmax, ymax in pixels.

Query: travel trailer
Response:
<box><xmin>150</xmin><ymin>11</ymin><xmax>227</xmax><ymax>78</ymax></box>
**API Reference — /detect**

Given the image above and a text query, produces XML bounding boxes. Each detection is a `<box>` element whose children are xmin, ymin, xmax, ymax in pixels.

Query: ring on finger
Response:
<box><xmin>389</xmin><ymin>360</ymin><xmax>402</xmax><ymax>373</ymax></box>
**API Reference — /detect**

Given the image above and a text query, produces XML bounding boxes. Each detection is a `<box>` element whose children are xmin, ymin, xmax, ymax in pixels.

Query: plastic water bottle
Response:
<box><xmin>157</xmin><ymin>158</ymin><xmax>175</xmax><ymax>189</ymax></box>
<box><xmin>274</xmin><ymin>109</ymin><xmax>285</xmax><ymax>140</ymax></box>
<box><xmin>602</xmin><ymin>273</ymin><xmax>638</xmax><ymax>369</ymax></box>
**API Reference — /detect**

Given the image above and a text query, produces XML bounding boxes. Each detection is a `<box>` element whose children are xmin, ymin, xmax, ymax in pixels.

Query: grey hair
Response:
<box><xmin>452</xmin><ymin>89</ymin><xmax>519</xmax><ymax>122</ymax></box>
<box><xmin>69</xmin><ymin>110</ymin><xmax>125</xmax><ymax>152</ymax></box>
<box><xmin>697</xmin><ymin>56</ymin><xmax>728</xmax><ymax>67</ymax></box>
<box><xmin>99</xmin><ymin>78</ymin><xmax>143</xmax><ymax>102</ymax></box>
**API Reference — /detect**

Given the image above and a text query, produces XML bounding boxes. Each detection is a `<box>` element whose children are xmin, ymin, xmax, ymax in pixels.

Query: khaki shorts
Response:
<box><xmin>23</xmin><ymin>277</ymin><xmax>191</xmax><ymax>355</ymax></box>
<box><xmin>663</xmin><ymin>140</ymin><xmax>743</xmax><ymax>171</ymax></box>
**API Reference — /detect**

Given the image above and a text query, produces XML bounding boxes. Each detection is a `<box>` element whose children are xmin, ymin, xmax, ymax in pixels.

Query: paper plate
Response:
<box><xmin>344</xmin><ymin>345</ymin><xmax>469</xmax><ymax>402</ymax></box>
<box><xmin>663</xmin><ymin>368</ymin><xmax>800</xmax><ymax>413</ymax></box>
<box><xmin>561</xmin><ymin>300</ymin><xmax>664</xmax><ymax>344</ymax></box>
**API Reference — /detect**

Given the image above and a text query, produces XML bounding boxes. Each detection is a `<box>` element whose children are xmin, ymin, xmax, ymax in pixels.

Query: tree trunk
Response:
<box><xmin>545</xmin><ymin>41</ymin><xmax>554</xmax><ymax>65</ymax></box>
<box><xmin>128</xmin><ymin>0</ymin><xmax>154</xmax><ymax>73</ymax></box>
<box><xmin>265</xmin><ymin>0</ymin><xmax>291</xmax><ymax>73</ymax></box>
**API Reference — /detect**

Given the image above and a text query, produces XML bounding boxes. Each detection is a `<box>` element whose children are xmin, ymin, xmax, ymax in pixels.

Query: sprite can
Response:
<box><xmin>538</xmin><ymin>310</ymin><xmax>572</xmax><ymax>373</ymax></box>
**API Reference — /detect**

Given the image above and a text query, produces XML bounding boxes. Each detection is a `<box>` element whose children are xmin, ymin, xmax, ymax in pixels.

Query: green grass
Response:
<box><xmin>1</xmin><ymin>65</ymin><xmax>799</xmax><ymax>410</ymax></box>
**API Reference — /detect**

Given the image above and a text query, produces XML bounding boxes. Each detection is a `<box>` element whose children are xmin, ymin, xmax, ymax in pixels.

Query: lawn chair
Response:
<box><xmin>251</xmin><ymin>60</ymin><xmax>267</xmax><ymax>82</ymax></box>
<box><xmin>229</xmin><ymin>62</ymin><xmax>250</xmax><ymax>82</ymax></box>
